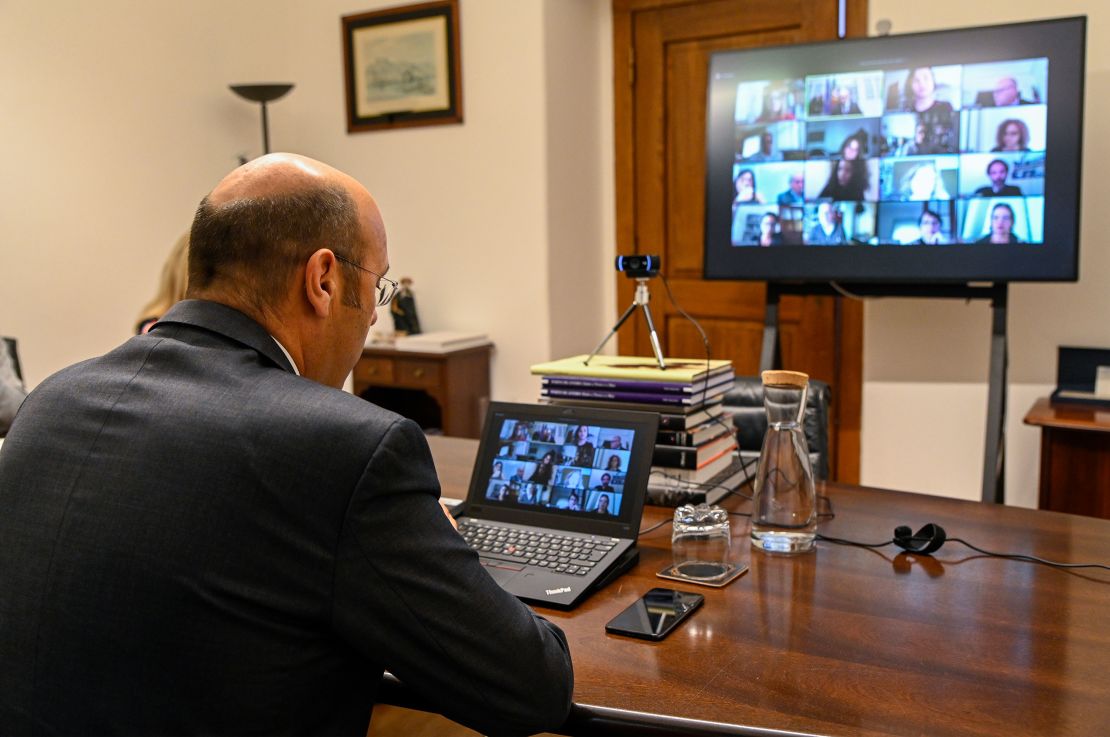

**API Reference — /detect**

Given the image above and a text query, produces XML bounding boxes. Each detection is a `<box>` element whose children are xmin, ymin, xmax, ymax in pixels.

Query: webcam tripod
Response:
<box><xmin>585</xmin><ymin>277</ymin><xmax>667</xmax><ymax>370</ymax></box>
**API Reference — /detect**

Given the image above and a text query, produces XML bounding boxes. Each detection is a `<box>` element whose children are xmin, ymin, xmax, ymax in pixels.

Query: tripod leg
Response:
<box><xmin>585</xmin><ymin>301</ymin><xmax>639</xmax><ymax>365</ymax></box>
<box><xmin>639</xmin><ymin>302</ymin><xmax>666</xmax><ymax>370</ymax></box>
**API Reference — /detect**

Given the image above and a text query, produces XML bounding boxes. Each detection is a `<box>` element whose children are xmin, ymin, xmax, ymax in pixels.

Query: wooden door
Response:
<box><xmin>613</xmin><ymin>0</ymin><xmax>866</xmax><ymax>482</ymax></box>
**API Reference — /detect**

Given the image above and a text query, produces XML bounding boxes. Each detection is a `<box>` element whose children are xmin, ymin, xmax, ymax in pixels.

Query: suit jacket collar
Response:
<box><xmin>151</xmin><ymin>299</ymin><xmax>297</xmax><ymax>374</ymax></box>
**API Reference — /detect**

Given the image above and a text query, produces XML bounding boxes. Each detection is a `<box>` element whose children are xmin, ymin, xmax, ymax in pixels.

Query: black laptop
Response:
<box><xmin>456</xmin><ymin>402</ymin><xmax>659</xmax><ymax>609</ymax></box>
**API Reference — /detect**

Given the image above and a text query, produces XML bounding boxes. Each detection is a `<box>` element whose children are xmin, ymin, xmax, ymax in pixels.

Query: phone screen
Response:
<box><xmin>604</xmin><ymin>587</ymin><xmax>704</xmax><ymax>641</ymax></box>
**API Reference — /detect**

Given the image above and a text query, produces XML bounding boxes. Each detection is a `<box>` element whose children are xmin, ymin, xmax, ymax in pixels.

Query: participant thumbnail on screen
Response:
<box><xmin>804</xmin><ymin>119</ymin><xmax>880</xmax><ymax>160</ymax></box>
<box><xmin>958</xmin><ymin>153</ymin><xmax>1044</xmax><ymax>198</ymax></box>
<box><xmin>804</xmin><ymin>201</ymin><xmax>875</xmax><ymax>246</ymax></box>
<box><xmin>958</xmin><ymin>197</ymin><xmax>1044</xmax><ymax>244</ymax></box>
<box><xmin>960</xmin><ymin>59</ymin><xmax>1047</xmax><ymax>108</ymax></box>
<box><xmin>876</xmin><ymin>201</ymin><xmax>957</xmax><ymax>245</ymax></box>
<box><xmin>732</xmin><ymin>205</ymin><xmax>798</xmax><ymax>247</ymax></box>
<box><xmin>733</xmin><ymin>79</ymin><xmax>806</xmax><ymax>124</ymax></box>
<box><xmin>735</xmin><ymin>121</ymin><xmax>805</xmax><ymax>162</ymax></box>
<box><xmin>883</xmin><ymin>65</ymin><xmax>962</xmax><ymax>115</ymax></box>
<box><xmin>961</xmin><ymin>106</ymin><xmax>1046</xmax><ymax>154</ymax></box>
<box><xmin>804</xmin><ymin>158</ymin><xmax>879</xmax><ymax>202</ymax></box>
<box><xmin>878</xmin><ymin>156</ymin><xmax>959</xmax><ymax>201</ymax></box>
<box><xmin>804</xmin><ymin>71</ymin><xmax>885</xmax><ymax>119</ymax></box>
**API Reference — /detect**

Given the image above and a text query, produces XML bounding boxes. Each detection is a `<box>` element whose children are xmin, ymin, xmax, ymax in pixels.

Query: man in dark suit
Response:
<box><xmin>0</xmin><ymin>154</ymin><xmax>573</xmax><ymax>736</ymax></box>
<box><xmin>973</xmin><ymin>159</ymin><xmax>1023</xmax><ymax>197</ymax></box>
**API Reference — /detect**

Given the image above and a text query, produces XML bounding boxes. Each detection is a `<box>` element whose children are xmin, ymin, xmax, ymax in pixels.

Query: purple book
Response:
<box><xmin>541</xmin><ymin>387</ymin><xmax>721</xmax><ymax>405</ymax></box>
<box><xmin>542</xmin><ymin>373</ymin><xmax>732</xmax><ymax>395</ymax></box>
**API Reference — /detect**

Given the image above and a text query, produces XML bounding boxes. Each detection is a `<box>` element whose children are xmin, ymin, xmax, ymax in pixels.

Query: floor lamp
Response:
<box><xmin>229</xmin><ymin>83</ymin><xmax>294</xmax><ymax>156</ymax></box>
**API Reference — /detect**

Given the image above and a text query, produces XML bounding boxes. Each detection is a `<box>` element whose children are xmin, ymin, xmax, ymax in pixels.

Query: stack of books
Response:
<box><xmin>529</xmin><ymin>355</ymin><xmax>743</xmax><ymax>506</ymax></box>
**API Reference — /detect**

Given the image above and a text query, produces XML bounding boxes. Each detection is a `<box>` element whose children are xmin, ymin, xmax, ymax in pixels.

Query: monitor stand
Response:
<box><xmin>760</xmin><ymin>281</ymin><xmax>1008</xmax><ymax>506</ymax></box>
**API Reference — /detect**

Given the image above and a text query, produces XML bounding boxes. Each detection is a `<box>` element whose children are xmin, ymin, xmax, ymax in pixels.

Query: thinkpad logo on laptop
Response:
<box><xmin>545</xmin><ymin>586</ymin><xmax>572</xmax><ymax>596</ymax></box>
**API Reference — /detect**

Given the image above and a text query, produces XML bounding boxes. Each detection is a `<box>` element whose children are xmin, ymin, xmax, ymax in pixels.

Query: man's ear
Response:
<box><xmin>304</xmin><ymin>248</ymin><xmax>338</xmax><ymax>318</ymax></box>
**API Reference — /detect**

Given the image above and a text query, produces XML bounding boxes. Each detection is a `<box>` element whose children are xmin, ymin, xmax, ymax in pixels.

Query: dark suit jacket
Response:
<box><xmin>974</xmin><ymin>184</ymin><xmax>1022</xmax><ymax>197</ymax></box>
<box><xmin>0</xmin><ymin>300</ymin><xmax>572</xmax><ymax>736</ymax></box>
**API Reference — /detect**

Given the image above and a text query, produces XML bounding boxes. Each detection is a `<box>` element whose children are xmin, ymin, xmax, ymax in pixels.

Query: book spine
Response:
<box><xmin>543</xmin><ymin>376</ymin><xmax>695</xmax><ymax>394</ymax></box>
<box><xmin>653</xmin><ymin>440</ymin><xmax>737</xmax><ymax>469</ymax></box>
<box><xmin>656</xmin><ymin>407</ymin><xmax>721</xmax><ymax>429</ymax></box>
<box><xmin>656</xmin><ymin>425</ymin><xmax>731</xmax><ymax>447</ymax></box>
<box><xmin>652</xmin><ymin>444</ymin><xmax>700</xmax><ymax>468</ymax></box>
<box><xmin>656</xmin><ymin>428</ymin><xmax>695</xmax><ymax>445</ymax></box>
<box><xmin>530</xmin><ymin>356</ymin><xmax>734</xmax><ymax>383</ymax></box>
<box><xmin>542</xmin><ymin>387</ymin><xmax>693</xmax><ymax>405</ymax></box>
<box><xmin>644</xmin><ymin>485</ymin><xmax>710</xmax><ymax>507</ymax></box>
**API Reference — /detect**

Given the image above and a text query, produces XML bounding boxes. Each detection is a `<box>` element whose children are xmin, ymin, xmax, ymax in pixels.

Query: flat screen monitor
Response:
<box><xmin>703</xmin><ymin>17</ymin><xmax>1086</xmax><ymax>283</ymax></box>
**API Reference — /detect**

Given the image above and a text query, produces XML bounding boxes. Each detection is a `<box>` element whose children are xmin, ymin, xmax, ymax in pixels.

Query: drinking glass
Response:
<box><xmin>670</xmin><ymin>503</ymin><xmax>732</xmax><ymax>581</ymax></box>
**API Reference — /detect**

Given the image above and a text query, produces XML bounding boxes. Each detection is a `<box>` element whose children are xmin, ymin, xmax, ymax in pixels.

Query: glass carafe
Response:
<box><xmin>750</xmin><ymin>370</ymin><xmax>817</xmax><ymax>554</ymax></box>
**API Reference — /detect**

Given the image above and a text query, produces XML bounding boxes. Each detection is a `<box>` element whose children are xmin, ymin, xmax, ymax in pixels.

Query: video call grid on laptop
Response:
<box><xmin>458</xmin><ymin>402</ymin><xmax>660</xmax><ymax>608</ymax></box>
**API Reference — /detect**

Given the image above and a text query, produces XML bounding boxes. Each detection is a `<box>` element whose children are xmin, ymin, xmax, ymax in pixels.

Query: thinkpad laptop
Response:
<box><xmin>457</xmin><ymin>402</ymin><xmax>659</xmax><ymax>609</ymax></box>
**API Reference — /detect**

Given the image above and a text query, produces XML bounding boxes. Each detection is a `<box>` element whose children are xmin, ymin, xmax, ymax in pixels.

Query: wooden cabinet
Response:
<box><xmin>353</xmin><ymin>344</ymin><xmax>492</xmax><ymax>439</ymax></box>
<box><xmin>1024</xmin><ymin>397</ymin><xmax>1110</xmax><ymax>519</ymax></box>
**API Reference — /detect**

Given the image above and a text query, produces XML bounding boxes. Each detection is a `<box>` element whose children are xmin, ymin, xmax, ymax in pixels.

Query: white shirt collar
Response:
<box><xmin>271</xmin><ymin>336</ymin><xmax>300</xmax><ymax>376</ymax></box>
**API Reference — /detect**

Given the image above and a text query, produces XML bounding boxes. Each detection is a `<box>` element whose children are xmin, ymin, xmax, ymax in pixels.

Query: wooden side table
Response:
<box><xmin>1023</xmin><ymin>397</ymin><xmax>1110</xmax><ymax>519</ymax></box>
<box><xmin>353</xmin><ymin>343</ymin><xmax>492</xmax><ymax>439</ymax></box>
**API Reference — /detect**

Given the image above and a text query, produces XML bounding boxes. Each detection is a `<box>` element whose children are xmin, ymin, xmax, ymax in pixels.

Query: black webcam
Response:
<box><xmin>615</xmin><ymin>254</ymin><xmax>660</xmax><ymax>278</ymax></box>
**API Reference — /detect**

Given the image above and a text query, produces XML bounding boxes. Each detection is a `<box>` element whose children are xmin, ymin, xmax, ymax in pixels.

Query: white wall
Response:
<box><xmin>0</xmin><ymin>0</ymin><xmax>614</xmax><ymax>406</ymax></box>
<box><xmin>543</xmin><ymin>1</ymin><xmax>617</xmax><ymax>361</ymax></box>
<box><xmin>863</xmin><ymin>0</ymin><xmax>1110</xmax><ymax>506</ymax></box>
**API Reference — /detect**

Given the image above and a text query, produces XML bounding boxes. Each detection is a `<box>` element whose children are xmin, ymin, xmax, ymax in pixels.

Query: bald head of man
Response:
<box><xmin>187</xmin><ymin>153</ymin><xmax>388</xmax><ymax>388</ymax></box>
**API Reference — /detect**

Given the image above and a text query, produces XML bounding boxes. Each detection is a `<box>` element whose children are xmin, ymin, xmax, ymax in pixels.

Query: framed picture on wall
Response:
<box><xmin>342</xmin><ymin>0</ymin><xmax>463</xmax><ymax>133</ymax></box>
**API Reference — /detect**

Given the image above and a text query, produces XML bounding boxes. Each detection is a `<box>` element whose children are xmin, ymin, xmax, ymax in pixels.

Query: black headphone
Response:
<box><xmin>893</xmin><ymin>523</ymin><xmax>947</xmax><ymax>555</ymax></box>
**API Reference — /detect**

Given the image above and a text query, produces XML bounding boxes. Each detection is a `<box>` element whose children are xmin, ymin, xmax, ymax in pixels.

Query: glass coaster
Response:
<box><xmin>657</xmin><ymin>562</ymin><xmax>748</xmax><ymax>588</ymax></box>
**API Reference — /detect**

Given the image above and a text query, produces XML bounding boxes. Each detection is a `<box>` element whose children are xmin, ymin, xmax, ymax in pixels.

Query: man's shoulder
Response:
<box><xmin>26</xmin><ymin>334</ymin><xmax>405</xmax><ymax>441</ymax></box>
<box><xmin>270</xmin><ymin>372</ymin><xmax>403</xmax><ymax>430</ymax></box>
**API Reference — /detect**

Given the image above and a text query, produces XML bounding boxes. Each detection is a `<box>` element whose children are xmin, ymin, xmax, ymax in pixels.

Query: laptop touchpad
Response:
<box><xmin>481</xmin><ymin>560</ymin><xmax>523</xmax><ymax>585</ymax></box>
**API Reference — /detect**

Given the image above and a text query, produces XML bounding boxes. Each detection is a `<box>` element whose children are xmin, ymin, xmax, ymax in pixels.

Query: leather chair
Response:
<box><xmin>723</xmin><ymin>376</ymin><xmax>831</xmax><ymax>481</ymax></box>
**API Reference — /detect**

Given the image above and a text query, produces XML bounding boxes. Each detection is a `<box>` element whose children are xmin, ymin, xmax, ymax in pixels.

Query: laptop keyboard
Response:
<box><xmin>458</xmin><ymin>519</ymin><xmax>619</xmax><ymax>576</ymax></box>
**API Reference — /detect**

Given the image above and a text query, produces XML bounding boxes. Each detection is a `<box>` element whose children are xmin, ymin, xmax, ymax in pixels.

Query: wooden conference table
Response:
<box><xmin>385</xmin><ymin>436</ymin><xmax>1110</xmax><ymax>737</ymax></box>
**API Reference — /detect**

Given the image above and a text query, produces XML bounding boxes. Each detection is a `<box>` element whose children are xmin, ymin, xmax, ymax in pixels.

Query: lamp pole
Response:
<box><xmin>229</xmin><ymin>83</ymin><xmax>294</xmax><ymax>156</ymax></box>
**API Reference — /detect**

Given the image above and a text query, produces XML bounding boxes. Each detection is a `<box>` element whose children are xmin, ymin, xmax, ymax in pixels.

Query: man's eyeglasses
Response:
<box><xmin>334</xmin><ymin>254</ymin><xmax>398</xmax><ymax>306</ymax></box>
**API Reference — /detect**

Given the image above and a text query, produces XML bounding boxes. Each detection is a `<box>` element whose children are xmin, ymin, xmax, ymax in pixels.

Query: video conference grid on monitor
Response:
<box><xmin>482</xmin><ymin>418</ymin><xmax>634</xmax><ymax>516</ymax></box>
<box><xmin>729</xmin><ymin>58</ymin><xmax>1047</xmax><ymax>248</ymax></box>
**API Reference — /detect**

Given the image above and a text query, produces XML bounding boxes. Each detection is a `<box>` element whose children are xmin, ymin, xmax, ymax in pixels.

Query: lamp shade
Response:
<box><xmin>229</xmin><ymin>83</ymin><xmax>294</xmax><ymax>103</ymax></box>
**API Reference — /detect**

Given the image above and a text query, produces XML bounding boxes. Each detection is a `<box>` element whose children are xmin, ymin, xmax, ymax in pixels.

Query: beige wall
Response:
<box><xmin>862</xmin><ymin>1</ymin><xmax>1109</xmax><ymax>506</ymax></box>
<box><xmin>0</xmin><ymin>0</ymin><xmax>615</xmax><ymax>406</ymax></box>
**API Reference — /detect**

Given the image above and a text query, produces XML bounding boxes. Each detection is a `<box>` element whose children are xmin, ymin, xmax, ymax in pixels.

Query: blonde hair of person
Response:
<box><xmin>137</xmin><ymin>233</ymin><xmax>190</xmax><ymax>331</ymax></box>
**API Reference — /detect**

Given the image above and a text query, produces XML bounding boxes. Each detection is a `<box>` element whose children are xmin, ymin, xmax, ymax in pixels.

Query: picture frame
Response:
<box><xmin>342</xmin><ymin>0</ymin><xmax>463</xmax><ymax>133</ymax></box>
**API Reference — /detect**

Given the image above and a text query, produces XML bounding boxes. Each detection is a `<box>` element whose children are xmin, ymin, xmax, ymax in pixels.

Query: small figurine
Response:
<box><xmin>390</xmin><ymin>277</ymin><xmax>421</xmax><ymax>335</ymax></box>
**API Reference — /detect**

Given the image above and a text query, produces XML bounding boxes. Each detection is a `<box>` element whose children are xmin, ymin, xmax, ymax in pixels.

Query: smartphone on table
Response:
<box><xmin>604</xmin><ymin>587</ymin><xmax>704</xmax><ymax>641</ymax></box>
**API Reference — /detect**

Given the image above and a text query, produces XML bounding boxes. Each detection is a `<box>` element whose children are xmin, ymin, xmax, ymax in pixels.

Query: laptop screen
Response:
<box><xmin>466</xmin><ymin>402</ymin><xmax>660</xmax><ymax>535</ymax></box>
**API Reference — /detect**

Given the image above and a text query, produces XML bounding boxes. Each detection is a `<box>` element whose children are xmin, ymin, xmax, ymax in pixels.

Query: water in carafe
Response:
<box><xmin>750</xmin><ymin>370</ymin><xmax>817</xmax><ymax>554</ymax></box>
